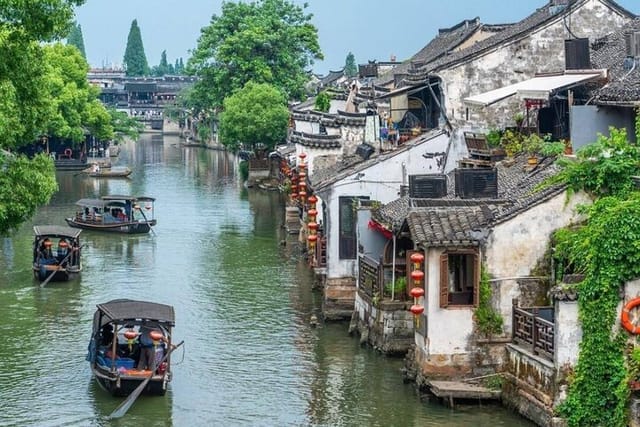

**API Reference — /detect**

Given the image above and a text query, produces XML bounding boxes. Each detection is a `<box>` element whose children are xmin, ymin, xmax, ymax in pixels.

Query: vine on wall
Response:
<box><xmin>554</xmin><ymin>111</ymin><xmax>640</xmax><ymax>426</ymax></box>
<box><xmin>475</xmin><ymin>265</ymin><xmax>503</xmax><ymax>336</ymax></box>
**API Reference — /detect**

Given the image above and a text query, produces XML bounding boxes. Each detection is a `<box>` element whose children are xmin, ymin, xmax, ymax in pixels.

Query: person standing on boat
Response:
<box><xmin>137</xmin><ymin>325</ymin><xmax>166</xmax><ymax>372</ymax></box>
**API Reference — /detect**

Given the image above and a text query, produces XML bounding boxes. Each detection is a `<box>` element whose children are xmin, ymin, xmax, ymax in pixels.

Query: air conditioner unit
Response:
<box><xmin>409</xmin><ymin>174</ymin><xmax>447</xmax><ymax>198</ymax></box>
<box><xmin>454</xmin><ymin>168</ymin><xmax>498</xmax><ymax>199</ymax></box>
<box><xmin>355</xmin><ymin>143</ymin><xmax>375</xmax><ymax>160</ymax></box>
<box><xmin>625</xmin><ymin>32</ymin><xmax>640</xmax><ymax>58</ymax></box>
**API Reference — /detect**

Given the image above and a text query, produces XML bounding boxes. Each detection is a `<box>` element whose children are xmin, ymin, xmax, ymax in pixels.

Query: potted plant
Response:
<box><xmin>384</xmin><ymin>276</ymin><xmax>407</xmax><ymax>300</ymax></box>
<box><xmin>523</xmin><ymin>134</ymin><xmax>544</xmax><ymax>165</ymax></box>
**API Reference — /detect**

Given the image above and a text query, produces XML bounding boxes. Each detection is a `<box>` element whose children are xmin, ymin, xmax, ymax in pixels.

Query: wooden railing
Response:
<box><xmin>358</xmin><ymin>254</ymin><xmax>382</xmax><ymax>298</ymax></box>
<box><xmin>512</xmin><ymin>300</ymin><xmax>555</xmax><ymax>361</ymax></box>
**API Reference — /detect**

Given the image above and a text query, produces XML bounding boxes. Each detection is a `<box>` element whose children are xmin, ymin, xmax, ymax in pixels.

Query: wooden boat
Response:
<box><xmin>65</xmin><ymin>195</ymin><xmax>157</xmax><ymax>234</ymax></box>
<box><xmin>87</xmin><ymin>299</ymin><xmax>176</xmax><ymax>396</ymax></box>
<box><xmin>86</xmin><ymin>166</ymin><xmax>132</xmax><ymax>178</ymax></box>
<box><xmin>32</xmin><ymin>225</ymin><xmax>83</xmax><ymax>282</ymax></box>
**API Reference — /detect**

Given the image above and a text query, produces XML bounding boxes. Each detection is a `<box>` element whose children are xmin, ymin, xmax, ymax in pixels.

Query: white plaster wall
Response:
<box><xmin>294</xmin><ymin>120</ymin><xmax>319</xmax><ymax>134</ymax></box>
<box><xmin>420</xmin><ymin>247</ymin><xmax>475</xmax><ymax>354</ymax></box>
<box><xmin>555</xmin><ymin>300</ymin><xmax>581</xmax><ymax>367</ymax></box>
<box><xmin>321</xmin><ymin>132</ymin><xmax>450</xmax><ymax>279</ymax></box>
<box><xmin>487</xmin><ymin>191</ymin><xmax>591</xmax><ymax>332</ymax></box>
<box><xmin>441</xmin><ymin>0</ymin><xmax>631</xmax><ymax>128</ymax></box>
<box><xmin>329</xmin><ymin>99</ymin><xmax>346</xmax><ymax>114</ymax></box>
<box><xmin>295</xmin><ymin>145</ymin><xmax>341</xmax><ymax>176</ymax></box>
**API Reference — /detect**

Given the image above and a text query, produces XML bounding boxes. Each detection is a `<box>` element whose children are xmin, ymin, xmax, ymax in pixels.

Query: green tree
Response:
<box><xmin>187</xmin><ymin>0</ymin><xmax>322</xmax><ymax>113</ymax></box>
<box><xmin>314</xmin><ymin>91</ymin><xmax>330</xmax><ymax>112</ymax></box>
<box><xmin>108</xmin><ymin>108</ymin><xmax>143</xmax><ymax>142</ymax></box>
<box><xmin>219</xmin><ymin>81</ymin><xmax>289</xmax><ymax>152</ymax></box>
<box><xmin>123</xmin><ymin>19</ymin><xmax>149</xmax><ymax>76</ymax></box>
<box><xmin>152</xmin><ymin>50</ymin><xmax>169</xmax><ymax>76</ymax></box>
<box><xmin>344</xmin><ymin>51</ymin><xmax>358</xmax><ymax>78</ymax></box>
<box><xmin>42</xmin><ymin>43</ymin><xmax>113</xmax><ymax>144</ymax></box>
<box><xmin>0</xmin><ymin>0</ymin><xmax>85</xmax><ymax>234</ymax></box>
<box><xmin>66</xmin><ymin>22</ymin><xmax>86</xmax><ymax>58</ymax></box>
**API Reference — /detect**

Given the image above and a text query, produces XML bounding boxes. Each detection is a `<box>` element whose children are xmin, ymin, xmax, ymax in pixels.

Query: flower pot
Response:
<box><xmin>527</xmin><ymin>156</ymin><xmax>538</xmax><ymax>165</ymax></box>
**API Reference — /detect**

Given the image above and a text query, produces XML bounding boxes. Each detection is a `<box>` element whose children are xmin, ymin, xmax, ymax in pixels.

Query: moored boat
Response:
<box><xmin>86</xmin><ymin>166</ymin><xmax>132</xmax><ymax>178</ymax></box>
<box><xmin>65</xmin><ymin>195</ymin><xmax>156</xmax><ymax>234</ymax></box>
<box><xmin>32</xmin><ymin>225</ymin><xmax>83</xmax><ymax>282</ymax></box>
<box><xmin>87</xmin><ymin>299</ymin><xmax>177</xmax><ymax>397</ymax></box>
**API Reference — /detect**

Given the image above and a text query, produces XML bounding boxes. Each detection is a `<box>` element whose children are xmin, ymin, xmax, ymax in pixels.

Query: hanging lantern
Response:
<box><xmin>298</xmin><ymin>171</ymin><xmax>306</xmax><ymax>180</ymax></box>
<box><xmin>298</xmin><ymin>181</ymin><xmax>307</xmax><ymax>188</ymax></box>
<box><xmin>291</xmin><ymin>192</ymin><xmax>298</xmax><ymax>200</ymax></box>
<box><xmin>411</xmin><ymin>270</ymin><xmax>424</xmax><ymax>282</ymax></box>
<box><xmin>299</xmin><ymin>152</ymin><xmax>307</xmax><ymax>160</ymax></box>
<box><xmin>307</xmin><ymin>208</ymin><xmax>317</xmax><ymax>219</ymax></box>
<box><xmin>308</xmin><ymin>222</ymin><xmax>319</xmax><ymax>233</ymax></box>
<box><xmin>410</xmin><ymin>287</ymin><xmax>425</xmax><ymax>299</ymax></box>
<box><xmin>308</xmin><ymin>195</ymin><xmax>318</xmax><ymax>206</ymax></box>
<box><xmin>124</xmin><ymin>329</ymin><xmax>138</xmax><ymax>351</ymax></box>
<box><xmin>308</xmin><ymin>234</ymin><xmax>318</xmax><ymax>248</ymax></box>
<box><xmin>410</xmin><ymin>252</ymin><xmax>425</xmax><ymax>265</ymax></box>
<box><xmin>298</xmin><ymin>190</ymin><xmax>307</xmax><ymax>202</ymax></box>
<box><xmin>150</xmin><ymin>330</ymin><xmax>163</xmax><ymax>347</ymax></box>
<box><xmin>410</xmin><ymin>305</ymin><xmax>424</xmax><ymax>316</ymax></box>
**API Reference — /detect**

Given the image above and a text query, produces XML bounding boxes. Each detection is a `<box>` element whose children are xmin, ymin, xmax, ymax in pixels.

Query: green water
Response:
<box><xmin>0</xmin><ymin>134</ymin><xmax>533</xmax><ymax>426</ymax></box>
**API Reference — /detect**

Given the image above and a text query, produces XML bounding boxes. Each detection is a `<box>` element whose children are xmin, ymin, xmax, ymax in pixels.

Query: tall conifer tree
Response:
<box><xmin>344</xmin><ymin>52</ymin><xmax>358</xmax><ymax>78</ymax></box>
<box><xmin>123</xmin><ymin>19</ymin><xmax>149</xmax><ymax>76</ymax></box>
<box><xmin>67</xmin><ymin>22</ymin><xmax>86</xmax><ymax>59</ymax></box>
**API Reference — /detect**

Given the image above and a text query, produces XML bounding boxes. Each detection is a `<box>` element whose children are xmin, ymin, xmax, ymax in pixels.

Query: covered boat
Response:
<box><xmin>65</xmin><ymin>195</ymin><xmax>156</xmax><ymax>234</ymax></box>
<box><xmin>84</xmin><ymin>165</ymin><xmax>131</xmax><ymax>178</ymax></box>
<box><xmin>87</xmin><ymin>299</ymin><xmax>176</xmax><ymax>396</ymax></box>
<box><xmin>32</xmin><ymin>225</ymin><xmax>82</xmax><ymax>282</ymax></box>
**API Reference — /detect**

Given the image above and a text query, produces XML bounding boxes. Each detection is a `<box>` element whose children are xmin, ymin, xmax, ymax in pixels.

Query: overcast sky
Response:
<box><xmin>75</xmin><ymin>0</ymin><xmax>639</xmax><ymax>75</ymax></box>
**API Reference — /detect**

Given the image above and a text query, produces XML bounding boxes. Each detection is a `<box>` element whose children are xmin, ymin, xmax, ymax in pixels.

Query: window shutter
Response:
<box><xmin>439</xmin><ymin>253</ymin><xmax>449</xmax><ymax>308</ymax></box>
<box><xmin>407</xmin><ymin>250</ymin><xmax>425</xmax><ymax>299</ymax></box>
<box><xmin>473</xmin><ymin>252</ymin><xmax>480</xmax><ymax>307</ymax></box>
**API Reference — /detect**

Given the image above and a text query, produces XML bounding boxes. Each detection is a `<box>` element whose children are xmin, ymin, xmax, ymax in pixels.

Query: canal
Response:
<box><xmin>0</xmin><ymin>134</ymin><xmax>533</xmax><ymax>426</ymax></box>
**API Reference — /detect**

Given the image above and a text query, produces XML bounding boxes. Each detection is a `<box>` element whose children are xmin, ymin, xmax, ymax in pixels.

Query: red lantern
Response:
<box><xmin>150</xmin><ymin>330</ymin><xmax>163</xmax><ymax>342</ymax></box>
<box><xmin>291</xmin><ymin>192</ymin><xmax>298</xmax><ymax>199</ymax></box>
<box><xmin>291</xmin><ymin>184</ymin><xmax>298</xmax><ymax>192</ymax></box>
<box><xmin>299</xmin><ymin>152</ymin><xmax>307</xmax><ymax>160</ymax></box>
<box><xmin>410</xmin><ymin>253</ymin><xmax>425</xmax><ymax>264</ymax></box>
<box><xmin>298</xmin><ymin>181</ymin><xmax>307</xmax><ymax>188</ymax></box>
<box><xmin>124</xmin><ymin>330</ymin><xmax>137</xmax><ymax>340</ymax></box>
<box><xmin>298</xmin><ymin>171</ymin><xmax>306</xmax><ymax>179</ymax></box>
<box><xmin>308</xmin><ymin>195</ymin><xmax>318</xmax><ymax>205</ymax></box>
<box><xmin>411</xmin><ymin>270</ymin><xmax>424</xmax><ymax>282</ymax></box>
<box><xmin>307</xmin><ymin>208</ymin><xmax>317</xmax><ymax>218</ymax></box>
<box><xmin>410</xmin><ymin>305</ymin><xmax>424</xmax><ymax>316</ymax></box>
<box><xmin>308</xmin><ymin>222</ymin><xmax>319</xmax><ymax>231</ymax></box>
<box><xmin>299</xmin><ymin>190</ymin><xmax>307</xmax><ymax>201</ymax></box>
<box><xmin>410</xmin><ymin>287</ymin><xmax>425</xmax><ymax>298</ymax></box>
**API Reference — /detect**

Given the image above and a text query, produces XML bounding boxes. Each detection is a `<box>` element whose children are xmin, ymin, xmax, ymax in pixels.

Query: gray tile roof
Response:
<box><xmin>374</xmin><ymin>18</ymin><xmax>488</xmax><ymax>86</ymax></box>
<box><xmin>320</xmin><ymin>69</ymin><xmax>345</xmax><ymax>86</ymax></box>
<box><xmin>591</xmin><ymin>18</ymin><xmax>640</xmax><ymax>105</ymax></box>
<box><xmin>288</xmin><ymin>131</ymin><xmax>341</xmax><ymax>148</ymax></box>
<box><xmin>372</xmin><ymin>154</ymin><xmax>566</xmax><ymax>246</ymax></box>
<box><xmin>311</xmin><ymin>129</ymin><xmax>447</xmax><ymax>191</ymax></box>
<box><xmin>405</xmin><ymin>0</ymin><xmax>636</xmax><ymax>84</ymax></box>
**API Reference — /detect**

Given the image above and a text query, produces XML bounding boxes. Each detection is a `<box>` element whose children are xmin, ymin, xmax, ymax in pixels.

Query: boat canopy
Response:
<box><xmin>95</xmin><ymin>299</ymin><xmax>175</xmax><ymax>327</ymax></box>
<box><xmin>33</xmin><ymin>225</ymin><xmax>82</xmax><ymax>239</ymax></box>
<box><xmin>101</xmin><ymin>195</ymin><xmax>155</xmax><ymax>202</ymax></box>
<box><xmin>75</xmin><ymin>198</ymin><xmax>109</xmax><ymax>209</ymax></box>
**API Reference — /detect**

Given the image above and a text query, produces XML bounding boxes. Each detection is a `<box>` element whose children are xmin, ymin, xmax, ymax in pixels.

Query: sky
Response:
<box><xmin>75</xmin><ymin>0</ymin><xmax>640</xmax><ymax>76</ymax></box>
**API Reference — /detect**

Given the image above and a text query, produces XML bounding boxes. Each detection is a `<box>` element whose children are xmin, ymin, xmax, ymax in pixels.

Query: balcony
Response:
<box><xmin>512</xmin><ymin>300</ymin><xmax>554</xmax><ymax>361</ymax></box>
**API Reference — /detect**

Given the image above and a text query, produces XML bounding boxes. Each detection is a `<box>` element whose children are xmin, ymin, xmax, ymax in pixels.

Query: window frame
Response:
<box><xmin>439</xmin><ymin>248</ymin><xmax>480</xmax><ymax>308</ymax></box>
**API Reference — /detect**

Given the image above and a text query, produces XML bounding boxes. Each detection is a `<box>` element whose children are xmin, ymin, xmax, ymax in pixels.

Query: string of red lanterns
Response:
<box><xmin>409</xmin><ymin>252</ymin><xmax>425</xmax><ymax>326</ymax></box>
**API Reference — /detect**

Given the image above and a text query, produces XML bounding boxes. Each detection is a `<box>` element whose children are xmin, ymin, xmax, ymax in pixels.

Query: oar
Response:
<box><xmin>40</xmin><ymin>244</ymin><xmax>86</xmax><ymax>288</ymax></box>
<box><xmin>137</xmin><ymin>206</ymin><xmax>157</xmax><ymax>236</ymax></box>
<box><xmin>108</xmin><ymin>340</ymin><xmax>184</xmax><ymax>419</ymax></box>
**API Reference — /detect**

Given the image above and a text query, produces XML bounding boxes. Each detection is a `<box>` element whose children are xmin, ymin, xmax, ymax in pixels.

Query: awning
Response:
<box><xmin>463</xmin><ymin>70</ymin><xmax>607</xmax><ymax>107</ymax></box>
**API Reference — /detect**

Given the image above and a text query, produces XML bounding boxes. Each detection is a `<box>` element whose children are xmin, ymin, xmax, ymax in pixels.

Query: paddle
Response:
<box><xmin>137</xmin><ymin>206</ymin><xmax>157</xmax><ymax>236</ymax></box>
<box><xmin>108</xmin><ymin>340</ymin><xmax>184</xmax><ymax>419</ymax></box>
<box><xmin>40</xmin><ymin>244</ymin><xmax>85</xmax><ymax>288</ymax></box>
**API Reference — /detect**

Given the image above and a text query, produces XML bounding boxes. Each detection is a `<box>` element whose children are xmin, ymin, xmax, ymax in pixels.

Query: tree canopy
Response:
<box><xmin>66</xmin><ymin>22</ymin><xmax>86</xmax><ymax>58</ymax></box>
<box><xmin>0</xmin><ymin>0</ymin><xmax>85</xmax><ymax>234</ymax></box>
<box><xmin>42</xmin><ymin>43</ymin><xmax>114</xmax><ymax>144</ymax></box>
<box><xmin>123</xmin><ymin>19</ymin><xmax>149</xmax><ymax>76</ymax></box>
<box><xmin>344</xmin><ymin>52</ymin><xmax>358</xmax><ymax>78</ymax></box>
<box><xmin>187</xmin><ymin>0</ymin><xmax>322</xmax><ymax>114</ymax></box>
<box><xmin>219</xmin><ymin>81</ymin><xmax>289</xmax><ymax>152</ymax></box>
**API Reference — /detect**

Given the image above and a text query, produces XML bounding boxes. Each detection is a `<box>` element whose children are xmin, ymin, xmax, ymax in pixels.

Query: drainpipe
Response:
<box><xmin>391</xmin><ymin>234</ymin><xmax>396</xmax><ymax>301</ymax></box>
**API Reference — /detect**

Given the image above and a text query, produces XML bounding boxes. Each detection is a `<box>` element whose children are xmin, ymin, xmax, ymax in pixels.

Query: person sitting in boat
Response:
<box><xmin>91</xmin><ymin>163</ymin><xmax>99</xmax><ymax>173</ymax></box>
<box><xmin>39</xmin><ymin>238</ymin><xmax>54</xmax><ymax>261</ymax></box>
<box><xmin>56</xmin><ymin>238</ymin><xmax>69</xmax><ymax>264</ymax></box>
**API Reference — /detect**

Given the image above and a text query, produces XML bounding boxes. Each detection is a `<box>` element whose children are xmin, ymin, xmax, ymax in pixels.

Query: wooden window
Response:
<box><xmin>439</xmin><ymin>249</ymin><xmax>479</xmax><ymax>308</ymax></box>
<box><xmin>338</xmin><ymin>196</ymin><xmax>368</xmax><ymax>259</ymax></box>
